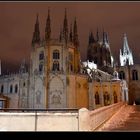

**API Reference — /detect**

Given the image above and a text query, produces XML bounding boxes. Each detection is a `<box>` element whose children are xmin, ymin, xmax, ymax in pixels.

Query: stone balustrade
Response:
<box><xmin>0</xmin><ymin>102</ymin><xmax>125</xmax><ymax>131</ymax></box>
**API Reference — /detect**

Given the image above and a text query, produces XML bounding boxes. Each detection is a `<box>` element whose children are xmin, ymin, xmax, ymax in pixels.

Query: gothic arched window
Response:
<box><xmin>119</xmin><ymin>71</ymin><xmax>125</xmax><ymax>80</ymax></box>
<box><xmin>95</xmin><ymin>92</ymin><xmax>100</xmax><ymax>104</ymax></box>
<box><xmin>1</xmin><ymin>85</ymin><xmax>4</xmax><ymax>93</ymax></box>
<box><xmin>15</xmin><ymin>84</ymin><xmax>18</xmax><ymax>93</ymax></box>
<box><xmin>39</xmin><ymin>51</ymin><xmax>44</xmax><ymax>60</ymax></box>
<box><xmin>10</xmin><ymin>85</ymin><xmax>13</xmax><ymax>93</ymax></box>
<box><xmin>53</xmin><ymin>50</ymin><xmax>60</xmax><ymax>59</ymax></box>
<box><xmin>52</xmin><ymin>61</ymin><xmax>60</xmax><ymax>71</ymax></box>
<box><xmin>132</xmin><ymin>70</ymin><xmax>138</xmax><ymax>80</ymax></box>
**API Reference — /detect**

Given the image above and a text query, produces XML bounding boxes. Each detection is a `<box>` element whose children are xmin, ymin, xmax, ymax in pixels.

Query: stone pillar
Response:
<box><xmin>78</xmin><ymin>108</ymin><xmax>91</xmax><ymax>131</ymax></box>
<box><xmin>88</xmin><ymin>81</ymin><xmax>95</xmax><ymax>110</ymax></box>
<box><xmin>100</xmin><ymin>81</ymin><xmax>104</xmax><ymax>106</ymax></box>
<box><xmin>110</xmin><ymin>81</ymin><xmax>114</xmax><ymax>104</ymax></box>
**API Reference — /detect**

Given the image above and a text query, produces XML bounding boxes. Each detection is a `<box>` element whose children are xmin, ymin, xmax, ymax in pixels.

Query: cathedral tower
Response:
<box><xmin>120</xmin><ymin>33</ymin><xmax>134</xmax><ymax>66</ymax></box>
<box><xmin>87</xmin><ymin>29</ymin><xmax>113</xmax><ymax>70</ymax></box>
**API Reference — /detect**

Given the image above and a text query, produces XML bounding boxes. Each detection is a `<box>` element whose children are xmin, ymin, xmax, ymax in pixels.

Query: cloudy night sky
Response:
<box><xmin>0</xmin><ymin>2</ymin><xmax>140</xmax><ymax>71</ymax></box>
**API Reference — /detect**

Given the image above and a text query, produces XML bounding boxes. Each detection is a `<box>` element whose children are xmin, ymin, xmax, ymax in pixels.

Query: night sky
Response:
<box><xmin>0</xmin><ymin>2</ymin><xmax>140</xmax><ymax>72</ymax></box>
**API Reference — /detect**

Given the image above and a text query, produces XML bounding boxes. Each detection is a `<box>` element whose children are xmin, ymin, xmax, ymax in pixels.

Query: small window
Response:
<box><xmin>119</xmin><ymin>71</ymin><xmax>125</xmax><ymax>79</ymax></box>
<box><xmin>52</xmin><ymin>61</ymin><xmax>60</xmax><ymax>71</ymax></box>
<box><xmin>39</xmin><ymin>51</ymin><xmax>44</xmax><ymax>60</ymax></box>
<box><xmin>10</xmin><ymin>85</ymin><xmax>13</xmax><ymax>93</ymax></box>
<box><xmin>53</xmin><ymin>50</ymin><xmax>60</xmax><ymax>59</ymax></box>
<box><xmin>39</xmin><ymin>63</ymin><xmax>43</xmax><ymax>72</ymax></box>
<box><xmin>95</xmin><ymin>92</ymin><xmax>100</xmax><ymax>104</ymax></box>
<box><xmin>23</xmin><ymin>82</ymin><xmax>26</xmax><ymax>87</ymax></box>
<box><xmin>132</xmin><ymin>70</ymin><xmax>138</xmax><ymax>81</ymax></box>
<box><xmin>1</xmin><ymin>85</ymin><xmax>4</xmax><ymax>93</ymax></box>
<box><xmin>15</xmin><ymin>84</ymin><xmax>18</xmax><ymax>93</ymax></box>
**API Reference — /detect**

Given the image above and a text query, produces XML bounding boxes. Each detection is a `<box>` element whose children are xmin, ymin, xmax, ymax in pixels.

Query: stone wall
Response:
<box><xmin>0</xmin><ymin>102</ymin><xmax>124</xmax><ymax>131</ymax></box>
<box><xmin>0</xmin><ymin>111</ymin><xmax>78</xmax><ymax>131</ymax></box>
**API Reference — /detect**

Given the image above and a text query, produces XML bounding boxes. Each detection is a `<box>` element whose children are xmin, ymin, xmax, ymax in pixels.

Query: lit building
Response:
<box><xmin>0</xmin><ymin>9</ymin><xmax>128</xmax><ymax>109</ymax></box>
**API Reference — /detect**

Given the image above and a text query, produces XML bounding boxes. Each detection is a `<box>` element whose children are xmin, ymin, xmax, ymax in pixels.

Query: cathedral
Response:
<box><xmin>0</xmin><ymin>9</ymin><xmax>132</xmax><ymax>109</ymax></box>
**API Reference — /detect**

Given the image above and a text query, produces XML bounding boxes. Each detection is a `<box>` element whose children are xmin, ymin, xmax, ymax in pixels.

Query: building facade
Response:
<box><xmin>0</xmin><ymin>10</ymin><xmax>128</xmax><ymax>109</ymax></box>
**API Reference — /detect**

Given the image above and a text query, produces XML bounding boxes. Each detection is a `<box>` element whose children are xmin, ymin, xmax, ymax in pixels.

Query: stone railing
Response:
<box><xmin>0</xmin><ymin>102</ymin><xmax>125</xmax><ymax>131</ymax></box>
<box><xmin>78</xmin><ymin>102</ymin><xmax>125</xmax><ymax>131</ymax></box>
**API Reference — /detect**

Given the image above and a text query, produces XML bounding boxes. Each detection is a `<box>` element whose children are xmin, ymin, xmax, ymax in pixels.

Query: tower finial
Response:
<box><xmin>73</xmin><ymin>17</ymin><xmax>79</xmax><ymax>47</ymax></box>
<box><xmin>32</xmin><ymin>13</ymin><xmax>40</xmax><ymax>45</ymax></box>
<box><xmin>63</xmin><ymin>8</ymin><xmax>68</xmax><ymax>43</ymax></box>
<box><xmin>69</xmin><ymin>23</ymin><xmax>73</xmax><ymax>42</ymax></box>
<box><xmin>89</xmin><ymin>31</ymin><xmax>95</xmax><ymax>45</ymax></box>
<box><xmin>45</xmin><ymin>8</ymin><xmax>51</xmax><ymax>42</ymax></box>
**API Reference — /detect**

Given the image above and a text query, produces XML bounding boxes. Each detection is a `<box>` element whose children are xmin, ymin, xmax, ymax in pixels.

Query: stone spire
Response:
<box><xmin>63</xmin><ymin>8</ymin><xmax>68</xmax><ymax>43</ymax></box>
<box><xmin>103</xmin><ymin>28</ymin><xmax>105</xmax><ymax>44</ymax></box>
<box><xmin>32</xmin><ymin>13</ymin><xmax>40</xmax><ymax>45</ymax></box>
<box><xmin>59</xmin><ymin>27</ymin><xmax>64</xmax><ymax>42</ymax></box>
<box><xmin>105</xmin><ymin>32</ymin><xmax>109</xmax><ymax>43</ymax></box>
<box><xmin>73</xmin><ymin>17</ymin><xmax>79</xmax><ymax>47</ymax></box>
<box><xmin>89</xmin><ymin>31</ymin><xmax>95</xmax><ymax>45</ymax></box>
<box><xmin>69</xmin><ymin>23</ymin><xmax>73</xmax><ymax>42</ymax></box>
<box><xmin>96</xmin><ymin>28</ymin><xmax>99</xmax><ymax>42</ymax></box>
<box><xmin>45</xmin><ymin>8</ymin><xmax>51</xmax><ymax>42</ymax></box>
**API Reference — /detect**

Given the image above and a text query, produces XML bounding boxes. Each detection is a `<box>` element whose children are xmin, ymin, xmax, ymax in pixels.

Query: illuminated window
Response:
<box><xmin>132</xmin><ymin>70</ymin><xmax>138</xmax><ymax>80</ymax></box>
<box><xmin>53</xmin><ymin>50</ymin><xmax>60</xmax><ymax>59</ymax></box>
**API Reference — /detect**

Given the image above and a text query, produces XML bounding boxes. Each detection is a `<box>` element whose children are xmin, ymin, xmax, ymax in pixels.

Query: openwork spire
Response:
<box><xmin>63</xmin><ymin>8</ymin><xmax>68</xmax><ymax>43</ymax></box>
<box><xmin>45</xmin><ymin>8</ymin><xmax>51</xmax><ymax>42</ymax></box>
<box><xmin>32</xmin><ymin>13</ymin><xmax>40</xmax><ymax>45</ymax></box>
<box><xmin>73</xmin><ymin>17</ymin><xmax>79</xmax><ymax>47</ymax></box>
